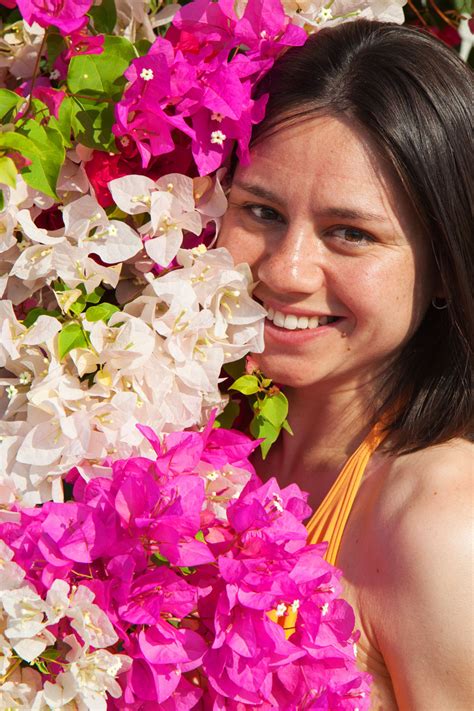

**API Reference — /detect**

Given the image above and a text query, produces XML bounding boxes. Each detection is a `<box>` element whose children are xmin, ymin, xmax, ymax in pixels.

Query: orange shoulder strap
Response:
<box><xmin>306</xmin><ymin>423</ymin><xmax>387</xmax><ymax>566</ymax></box>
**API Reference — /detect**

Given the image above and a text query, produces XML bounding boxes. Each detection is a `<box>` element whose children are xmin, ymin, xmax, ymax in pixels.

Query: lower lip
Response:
<box><xmin>264</xmin><ymin>318</ymin><xmax>344</xmax><ymax>345</ymax></box>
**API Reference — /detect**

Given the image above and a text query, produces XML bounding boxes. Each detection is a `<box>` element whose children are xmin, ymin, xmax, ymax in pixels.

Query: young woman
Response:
<box><xmin>218</xmin><ymin>20</ymin><xmax>473</xmax><ymax>710</ymax></box>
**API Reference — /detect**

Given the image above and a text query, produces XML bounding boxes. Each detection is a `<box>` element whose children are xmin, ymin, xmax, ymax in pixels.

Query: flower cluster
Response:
<box><xmin>0</xmin><ymin>170</ymin><xmax>264</xmax><ymax>503</ymax></box>
<box><xmin>0</xmin><ymin>424</ymin><xmax>371</xmax><ymax>709</ymax></box>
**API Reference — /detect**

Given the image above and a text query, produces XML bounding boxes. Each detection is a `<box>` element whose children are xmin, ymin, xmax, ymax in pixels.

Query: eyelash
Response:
<box><xmin>241</xmin><ymin>203</ymin><xmax>375</xmax><ymax>245</ymax></box>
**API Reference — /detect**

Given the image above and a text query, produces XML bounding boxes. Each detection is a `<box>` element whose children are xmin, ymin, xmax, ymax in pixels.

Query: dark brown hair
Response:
<box><xmin>252</xmin><ymin>20</ymin><xmax>473</xmax><ymax>452</ymax></box>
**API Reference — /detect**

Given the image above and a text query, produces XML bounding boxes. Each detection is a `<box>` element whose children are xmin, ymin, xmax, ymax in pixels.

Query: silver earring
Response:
<box><xmin>431</xmin><ymin>297</ymin><xmax>448</xmax><ymax>310</ymax></box>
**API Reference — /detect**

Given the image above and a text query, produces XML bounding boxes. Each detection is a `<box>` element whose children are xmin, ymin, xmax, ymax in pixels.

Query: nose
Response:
<box><xmin>257</xmin><ymin>222</ymin><xmax>325</xmax><ymax>296</ymax></box>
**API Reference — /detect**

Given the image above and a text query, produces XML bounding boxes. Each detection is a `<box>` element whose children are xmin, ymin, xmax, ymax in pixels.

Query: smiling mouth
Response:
<box><xmin>266</xmin><ymin>306</ymin><xmax>340</xmax><ymax>331</ymax></box>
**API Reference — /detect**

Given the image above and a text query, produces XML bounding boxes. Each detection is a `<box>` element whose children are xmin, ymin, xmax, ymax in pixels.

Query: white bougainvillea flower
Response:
<box><xmin>16</xmin><ymin>209</ymin><xmax>64</xmax><ymax>245</ymax></box>
<box><xmin>0</xmin><ymin>541</ymin><xmax>26</xmax><ymax>592</ymax></box>
<box><xmin>68</xmin><ymin>585</ymin><xmax>118</xmax><ymax>649</ymax></box>
<box><xmin>108</xmin><ymin>174</ymin><xmax>157</xmax><ymax>214</ymax></box>
<box><xmin>62</xmin><ymin>195</ymin><xmax>108</xmax><ymax>242</ymax></box>
<box><xmin>2</xmin><ymin>585</ymin><xmax>53</xmax><ymax>662</ymax></box>
<box><xmin>0</xmin><ymin>666</ymin><xmax>42</xmax><ymax>710</ymax></box>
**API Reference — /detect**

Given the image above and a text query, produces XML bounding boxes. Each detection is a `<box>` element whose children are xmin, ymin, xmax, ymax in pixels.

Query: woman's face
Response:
<box><xmin>218</xmin><ymin>115</ymin><xmax>436</xmax><ymax>390</ymax></box>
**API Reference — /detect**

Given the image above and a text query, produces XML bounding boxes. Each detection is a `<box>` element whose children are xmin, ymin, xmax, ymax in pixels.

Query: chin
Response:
<box><xmin>250</xmin><ymin>353</ymin><xmax>317</xmax><ymax>389</ymax></box>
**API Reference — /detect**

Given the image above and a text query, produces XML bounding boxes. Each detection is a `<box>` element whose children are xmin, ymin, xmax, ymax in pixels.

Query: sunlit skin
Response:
<box><xmin>218</xmin><ymin>116</ymin><xmax>474</xmax><ymax>710</ymax></box>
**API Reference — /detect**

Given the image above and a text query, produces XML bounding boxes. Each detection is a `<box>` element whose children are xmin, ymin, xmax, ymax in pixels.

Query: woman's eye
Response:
<box><xmin>329</xmin><ymin>227</ymin><xmax>375</xmax><ymax>245</ymax></box>
<box><xmin>244</xmin><ymin>204</ymin><xmax>284</xmax><ymax>223</ymax></box>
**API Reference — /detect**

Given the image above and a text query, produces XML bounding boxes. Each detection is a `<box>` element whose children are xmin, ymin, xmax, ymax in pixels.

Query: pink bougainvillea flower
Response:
<box><xmin>65</xmin><ymin>31</ymin><xmax>105</xmax><ymax>58</ymax></box>
<box><xmin>32</xmin><ymin>86</ymin><xmax>66</xmax><ymax>118</ymax></box>
<box><xmin>16</xmin><ymin>0</ymin><xmax>93</xmax><ymax>35</ymax></box>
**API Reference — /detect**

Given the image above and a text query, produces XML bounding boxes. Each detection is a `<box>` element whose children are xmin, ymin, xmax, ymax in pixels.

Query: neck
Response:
<box><xmin>256</xmin><ymin>380</ymin><xmax>377</xmax><ymax>509</ymax></box>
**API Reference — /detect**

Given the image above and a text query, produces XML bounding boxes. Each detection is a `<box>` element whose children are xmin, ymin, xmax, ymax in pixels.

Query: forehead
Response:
<box><xmin>236</xmin><ymin>115</ymin><xmax>412</xmax><ymax>221</ymax></box>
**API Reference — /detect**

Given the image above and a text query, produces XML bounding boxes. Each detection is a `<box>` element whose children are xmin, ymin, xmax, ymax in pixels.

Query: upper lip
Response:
<box><xmin>261</xmin><ymin>299</ymin><xmax>341</xmax><ymax>319</ymax></box>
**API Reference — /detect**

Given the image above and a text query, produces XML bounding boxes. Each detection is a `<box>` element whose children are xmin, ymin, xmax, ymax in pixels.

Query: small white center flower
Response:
<box><xmin>276</xmin><ymin>602</ymin><xmax>287</xmax><ymax>617</ymax></box>
<box><xmin>321</xmin><ymin>602</ymin><xmax>329</xmax><ymax>616</ymax></box>
<box><xmin>206</xmin><ymin>470</ymin><xmax>220</xmax><ymax>481</ymax></box>
<box><xmin>6</xmin><ymin>384</ymin><xmax>18</xmax><ymax>400</ymax></box>
<box><xmin>140</xmin><ymin>68</ymin><xmax>154</xmax><ymax>81</ymax></box>
<box><xmin>211</xmin><ymin>112</ymin><xmax>224</xmax><ymax>122</ymax></box>
<box><xmin>108</xmin><ymin>225</ymin><xmax>118</xmax><ymax>236</ymax></box>
<box><xmin>18</xmin><ymin>371</ymin><xmax>32</xmax><ymax>385</ymax></box>
<box><xmin>210</xmin><ymin>130</ymin><xmax>226</xmax><ymax>146</ymax></box>
<box><xmin>49</xmin><ymin>69</ymin><xmax>60</xmax><ymax>81</ymax></box>
<box><xmin>316</xmin><ymin>7</ymin><xmax>333</xmax><ymax>22</ymax></box>
<box><xmin>291</xmin><ymin>599</ymin><xmax>300</xmax><ymax>613</ymax></box>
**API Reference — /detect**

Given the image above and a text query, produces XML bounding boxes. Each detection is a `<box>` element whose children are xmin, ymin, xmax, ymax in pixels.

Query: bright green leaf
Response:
<box><xmin>0</xmin><ymin>190</ymin><xmax>4</xmax><ymax>212</ymax></box>
<box><xmin>167</xmin><ymin>618</ymin><xmax>180</xmax><ymax>628</ymax></box>
<box><xmin>85</xmin><ymin>303</ymin><xmax>120</xmax><ymax>323</ymax></box>
<box><xmin>195</xmin><ymin>530</ymin><xmax>205</xmax><ymax>542</ymax></box>
<box><xmin>50</xmin><ymin>96</ymin><xmax>74</xmax><ymax>147</ymax></box>
<box><xmin>67</xmin><ymin>35</ymin><xmax>136</xmax><ymax>100</ymax></box>
<box><xmin>250</xmin><ymin>415</ymin><xmax>279</xmax><ymax>460</ymax></box>
<box><xmin>0</xmin><ymin>121</ymin><xmax>66</xmax><ymax>199</ymax></box>
<box><xmin>229</xmin><ymin>374</ymin><xmax>260</xmax><ymax>395</ymax></box>
<box><xmin>282</xmin><ymin>419</ymin><xmax>294</xmax><ymax>436</ymax></box>
<box><xmin>0</xmin><ymin>88</ymin><xmax>21</xmax><ymax>120</ymax></box>
<box><xmin>259</xmin><ymin>391</ymin><xmax>289</xmax><ymax>429</ymax></box>
<box><xmin>85</xmin><ymin>286</ymin><xmax>105</xmax><ymax>304</ymax></box>
<box><xmin>58</xmin><ymin>323</ymin><xmax>88</xmax><ymax>360</ymax></box>
<box><xmin>0</xmin><ymin>156</ymin><xmax>17</xmax><ymax>188</ymax></box>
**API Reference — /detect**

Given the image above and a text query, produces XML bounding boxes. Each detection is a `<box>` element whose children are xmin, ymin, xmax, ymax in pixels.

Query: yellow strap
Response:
<box><xmin>273</xmin><ymin>424</ymin><xmax>386</xmax><ymax>635</ymax></box>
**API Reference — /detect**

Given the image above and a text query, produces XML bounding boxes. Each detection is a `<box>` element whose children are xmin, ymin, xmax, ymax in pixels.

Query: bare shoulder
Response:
<box><xmin>361</xmin><ymin>439</ymin><xmax>474</xmax><ymax>709</ymax></box>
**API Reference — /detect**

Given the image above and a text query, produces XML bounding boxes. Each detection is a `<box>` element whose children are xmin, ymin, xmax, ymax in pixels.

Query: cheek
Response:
<box><xmin>217</xmin><ymin>215</ymin><xmax>262</xmax><ymax>269</ymax></box>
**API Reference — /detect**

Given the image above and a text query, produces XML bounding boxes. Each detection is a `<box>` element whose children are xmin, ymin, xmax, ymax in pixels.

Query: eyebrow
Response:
<box><xmin>233</xmin><ymin>180</ymin><xmax>388</xmax><ymax>223</ymax></box>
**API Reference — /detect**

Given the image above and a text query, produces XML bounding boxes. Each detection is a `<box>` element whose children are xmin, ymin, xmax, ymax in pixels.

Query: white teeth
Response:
<box><xmin>273</xmin><ymin>311</ymin><xmax>286</xmax><ymax>327</ymax></box>
<box><xmin>265</xmin><ymin>307</ymin><xmax>334</xmax><ymax>330</ymax></box>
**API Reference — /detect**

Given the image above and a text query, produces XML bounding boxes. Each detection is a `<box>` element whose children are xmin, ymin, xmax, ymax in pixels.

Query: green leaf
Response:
<box><xmin>58</xmin><ymin>322</ymin><xmax>88</xmax><ymax>360</ymax></box>
<box><xmin>46</xmin><ymin>32</ymin><xmax>66</xmax><ymax>71</ymax></box>
<box><xmin>41</xmin><ymin>648</ymin><xmax>61</xmax><ymax>661</ymax></box>
<box><xmin>23</xmin><ymin>122</ymin><xmax>65</xmax><ymax>198</ymax></box>
<box><xmin>67</xmin><ymin>35</ymin><xmax>136</xmax><ymax>100</ymax></box>
<box><xmin>23</xmin><ymin>308</ymin><xmax>61</xmax><ymax>328</ymax></box>
<box><xmin>135</xmin><ymin>39</ymin><xmax>153</xmax><ymax>57</ymax></box>
<box><xmin>85</xmin><ymin>285</ymin><xmax>105</xmax><ymax>304</ymax></box>
<box><xmin>0</xmin><ymin>156</ymin><xmax>17</xmax><ymax>188</ymax></box>
<box><xmin>179</xmin><ymin>566</ymin><xmax>196</xmax><ymax>575</ymax></box>
<box><xmin>195</xmin><ymin>530</ymin><xmax>205</xmax><ymax>542</ymax></box>
<box><xmin>223</xmin><ymin>357</ymin><xmax>245</xmax><ymax>380</ymax></box>
<box><xmin>250</xmin><ymin>415</ymin><xmax>279</xmax><ymax>460</ymax></box>
<box><xmin>152</xmin><ymin>552</ymin><xmax>170</xmax><ymax>566</ymax></box>
<box><xmin>0</xmin><ymin>122</ymin><xmax>65</xmax><ymax>198</ymax></box>
<box><xmin>259</xmin><ymin>391</ymin><xmax>289</xmax><ymax>429</ymax></box>
<box><xmin>167</xmin><ymin>618</ymin><xmax>180</xmax><ymax>628</ymax></box>
<box><xmin>0</xmin><ymin>190</ymin><xmax>4</xmax><ymax>212</ymax></box>
<box><xmin>89</xmin><ymin>0</ymin><xmax>117</xmax><ymax>34</ymax></box>
<box><xmin>0</xmin><ymin>88</ymin><xmax>21</xmax><ymax>121</ymax></box>
<box><xmin>85</xmin><ymin>303</ymin><xmax>120</xmax><ymax>323</ymax></box>
<box><xmin>50</xmin><ymin>96</ymin><xmax>74</xmax><ymax>147</ymax></box>
<box><xmin>229</xmin><ymin>374</ymin><xmax>260</xmax><ymax>395</ymax></box>
<box><xmin>70</xmin><ymin>96</ymin><xmax>117</xmax><ymax>151</ymax></box>
<box><xmin>282</xmin><ymin>419</ymin><xmax>294</xmax><ymax>436</ymax></box>
<box><xmin>34</xmin><ymin>660</ymin><xmax>50</xmax><ymax>674</ymax></box>
<box><xmin>215</xmin><ymin>398</ymin><xmax>240</xmax><ymax>429</ymax></box>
